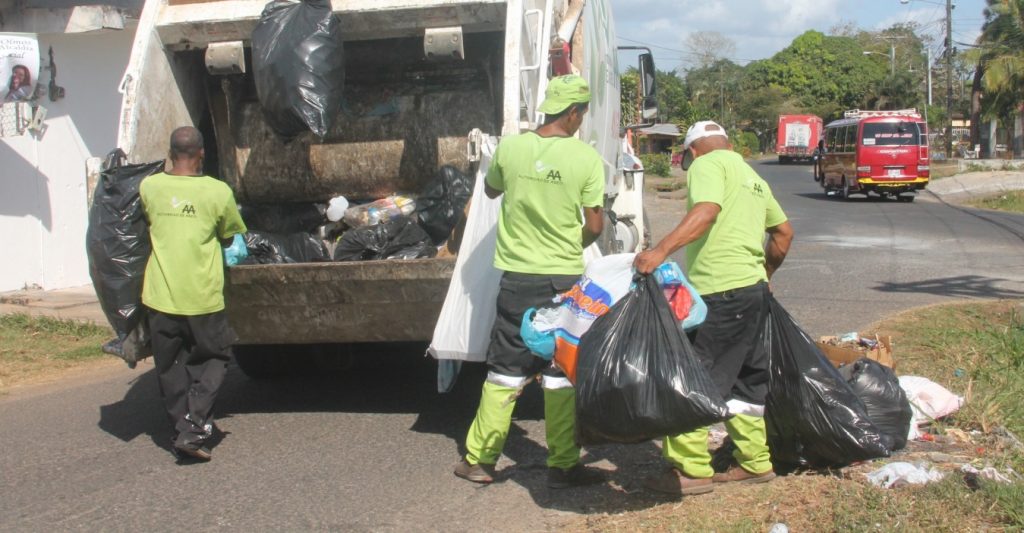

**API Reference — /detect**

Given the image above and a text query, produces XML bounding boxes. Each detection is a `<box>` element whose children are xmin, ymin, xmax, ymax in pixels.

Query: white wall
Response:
<box><xmin>0</xmin><ymin>27</ymin><xmax>135</xmax><ymax>291</ymax></box>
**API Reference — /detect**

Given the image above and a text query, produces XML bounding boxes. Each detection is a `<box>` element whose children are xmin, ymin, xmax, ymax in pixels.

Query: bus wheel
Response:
<box><xmin>841</xmin><ymin>178</ymin><xmax>853</xmax><ymax>200</ymax></box>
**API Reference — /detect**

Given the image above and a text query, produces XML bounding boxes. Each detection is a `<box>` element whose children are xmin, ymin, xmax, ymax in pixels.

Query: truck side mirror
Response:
<box><xmin>638</xmin><ymin>52</ymin><xmax>658</xmax><ymax>122</ymax></box>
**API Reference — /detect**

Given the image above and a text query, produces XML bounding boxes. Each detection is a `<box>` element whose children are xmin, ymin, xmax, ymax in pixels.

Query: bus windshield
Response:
<box><xmin>861</xmin><ymin>122</ymin><xmax>920</xmax><ymax>147</ymax></box>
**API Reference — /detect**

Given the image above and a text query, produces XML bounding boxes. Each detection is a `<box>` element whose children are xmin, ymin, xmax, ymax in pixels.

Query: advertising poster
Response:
<box><xmin>0</xmin><ymin>33</ymin><xmax>40</xmax><ymax>104</ymax></box>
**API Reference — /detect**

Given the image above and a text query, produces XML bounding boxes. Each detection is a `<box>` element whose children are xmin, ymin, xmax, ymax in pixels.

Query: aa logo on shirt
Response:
<box><xmin>531</xmin><ymin>161</ymin><xmax>564</xmax><ymax>184</ymax></box>
<box><xmin>170</xmin><ymin>196</ymin><xmax>197</xmax><ymax>217</ymax></box>
<box><xmin>744</xmin><ymin>178</ymin><xmax>766</xmax><ymax>198</ymax></box>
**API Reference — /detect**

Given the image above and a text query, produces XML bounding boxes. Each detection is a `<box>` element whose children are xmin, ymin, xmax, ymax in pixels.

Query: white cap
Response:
<box><xmin>682</xmin><ymin>120</ymin><xmax>728</xmax><ymax>150</ymax></box>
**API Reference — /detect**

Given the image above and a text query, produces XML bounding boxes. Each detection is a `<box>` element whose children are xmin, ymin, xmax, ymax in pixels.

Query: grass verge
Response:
<box><xmin>0</xmin><ymin>313</ymin><xmax>111</xmax><ymax>393</ymax></box>
<box><xmin>567</xmin><ymin>300</ymin><xmax>1024</xmax><ymax>532</ymax></box>
<box><xmin>966</xmin><ymin>191</ymin><xmax>1024</xmax><ymax>214</ymax></box>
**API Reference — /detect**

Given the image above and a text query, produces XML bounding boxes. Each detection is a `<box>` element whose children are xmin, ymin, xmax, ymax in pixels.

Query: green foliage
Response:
<box><xmin>969</xmin><ymin>190</ymin><xmax>1024</xmax><ymax>213</ymax></box>
<box><xmin>638</xmin><ymin>153</ymin><xmax>671</xmax><ymax>177</ymax></box>
<box><xmin>729</xmin><ymin>130</ymin><xmax>761</xmax><ymax>156</ymax></box>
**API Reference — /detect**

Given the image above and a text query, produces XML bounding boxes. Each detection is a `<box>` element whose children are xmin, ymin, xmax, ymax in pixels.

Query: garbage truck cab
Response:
<box><xmin>114</xmin><ymin>0</ymin><xmax>656</xmax><ymax>376</ymax></box>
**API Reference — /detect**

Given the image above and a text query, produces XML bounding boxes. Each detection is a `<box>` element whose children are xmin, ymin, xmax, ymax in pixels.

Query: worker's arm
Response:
<box><xmin>633</xmin><ymin>202</ymin><xmax>721</xmax><ymax>274</ymax></box>
<box><xmin>764</xmin><ymin>220</ymin><xmax>793</xmax><ymax>280</ymax></box>
<box><xmin>485</xmin><ymin>183</ymin><xmax>503</xmax><ymax>199</ymax></box>
<box><xmin>582</xmin><ymin>206</ymin><xmax>603</xmax><ymax>248</ymax></box>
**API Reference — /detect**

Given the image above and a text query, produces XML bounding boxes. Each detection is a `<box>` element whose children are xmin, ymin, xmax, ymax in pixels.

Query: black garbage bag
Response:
<box><xmin>839</xmin><ymin>358</ymin><xmax>913</xmax><ymax>451</ymax></box>
<box><xmin>86</xmin><ymin>149</ymin><xmax>164</xmax><ymax>365</ymax></box>
<box><xmin>764</xmin><ymin>296</ymin><xmax>892</xmax><ymax>468</ymax></box>
<box><xmin>415</xmin><ymin>165</ymin><xmax>474</xmax><ymax>244</ymax></box>
<box><xmin>242</xmin><ymin>231</ymin><xmax>328</xmax><ymax>264</ymax></box>
<box><xmin>239</xmin><ymin>203</ymin><xmax>326</xmax><ymax>234</ymax></box>
<box><xmin>251</xmin><ymin>0</ymin><xmax>344</xmax><ymax>139</ymax></box>
<box><xmin>333</xmin><ymin>216</ymin><xmax>436</xmax><ymax>261</ymax></box>
<box><xmin>575</xmin><ymin>275</ymin><xmax>730</xmax><ymax>445</ymax></box>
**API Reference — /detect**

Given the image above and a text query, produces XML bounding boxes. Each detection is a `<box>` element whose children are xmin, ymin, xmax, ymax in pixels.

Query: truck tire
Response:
<box><xmin>233</xmin><ymin>344</ymin><xmax>291</xmax><ymax>379</ymax></box>
<box><xmin>841</xmin><ymin>178</ymin><xmax>853</xmax><ymax>201</ymax></box>
<box><xmin>897</xmin><ymin>194</ymin><xmax>915</xmax><ymax>203</ymax></box>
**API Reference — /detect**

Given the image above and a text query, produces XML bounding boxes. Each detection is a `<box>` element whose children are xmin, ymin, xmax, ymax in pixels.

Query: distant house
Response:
<box><xmin>635</xmin><ymin>123</ymin><xmax>681</xmax><ymax>156</ymax></box>
<box><xmin>0</xmin><ymin>1</ymin><xmax>142</xmax><ymax>291</ymax></box>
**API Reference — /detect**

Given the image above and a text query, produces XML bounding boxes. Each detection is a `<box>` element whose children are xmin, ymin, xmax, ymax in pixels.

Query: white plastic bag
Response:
<box><xmin>427</xmin><ymin>138</ymin><xmax>502</xmax><ymax>363</ymax></box>
<box><xmin>899</xmin><ymin>376</ymin><xmax>965</xmax><ymax>440</ymax></box>
<box><xmin>866</xmin><ymin>462</ymin><xmax>944</xmax><ymax>488</ymax></box>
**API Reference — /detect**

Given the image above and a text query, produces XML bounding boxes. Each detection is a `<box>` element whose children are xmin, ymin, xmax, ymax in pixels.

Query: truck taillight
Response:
<box><xmin>917</xmin><ymin>165</ymin><xmax>930</xmax><ymax>177</ymax></box>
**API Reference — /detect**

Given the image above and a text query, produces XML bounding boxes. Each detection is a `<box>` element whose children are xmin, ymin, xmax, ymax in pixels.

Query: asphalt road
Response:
<box><xmin>3</xmin><ymin>160</ymin><xmax>1024</xmax><ymax>532</ymax></box>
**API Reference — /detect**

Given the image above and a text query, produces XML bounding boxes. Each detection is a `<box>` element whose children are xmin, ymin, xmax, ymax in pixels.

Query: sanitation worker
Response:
<box><xmin>634</xmin><ymin>120</ymin><xmax>794</xmax><ymax>495</ymax></box>
<box><xmin>454</xmin><ymin>74</ymin><xmax>606</xmax><ymax>488</ymax></box>
<box><xmin>140</xmin><ymin>126</ymin><xmax>247</xmax><ymax>461</ymax></box>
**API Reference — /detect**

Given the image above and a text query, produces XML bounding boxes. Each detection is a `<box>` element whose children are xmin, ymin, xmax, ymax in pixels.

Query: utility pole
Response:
<box><xmin>889</xmin><ymin>42</ymin><xmax>896</xmax><ymax>77</ymax></box>
<box><xmin>927</xmin><ymin>47</ymin><xmax>932</xmax><ymax>106</ymax></box>
<box><xmin>945</xmin><ymin>0</ymin><xmax>954</xmax><ymax>158</ymax></box>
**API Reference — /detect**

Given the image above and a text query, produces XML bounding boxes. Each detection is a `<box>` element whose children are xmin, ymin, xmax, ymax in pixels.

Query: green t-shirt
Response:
<box><xmin>685</xmin><ymin>150</ymin><xmax>788</xmax><ymax>295</ymax></box>
<box><xmin>486</xmin><ymin>132</ymin><xmax>605</xmax><ymax>275</ymax></box>
<box><xmin>140</xmin><ymin>172</ymin><xmax>247</xmax><ymax>315</ymax></box>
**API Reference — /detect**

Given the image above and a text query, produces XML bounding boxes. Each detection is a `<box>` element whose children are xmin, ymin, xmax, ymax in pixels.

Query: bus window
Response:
<box><xmin>844</xmin><ymin>126</ymin><xmax>857</xmax><ymax>152</ymax></box>
<box><xmin>862</xmin><ymin>122</ymin><xmax>920</xmax><ymax>146</ymax></box>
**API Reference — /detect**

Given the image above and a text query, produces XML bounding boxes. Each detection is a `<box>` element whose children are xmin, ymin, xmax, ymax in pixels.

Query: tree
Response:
<box><xmin>971</xmin><ymin>0</ymin><xmax>1024</xmax><ymax>155</ymax></box>
<box><xmin>684</xmin><ymin>31</ymin><xmax>737</xmax><ymax>69</ymax></box>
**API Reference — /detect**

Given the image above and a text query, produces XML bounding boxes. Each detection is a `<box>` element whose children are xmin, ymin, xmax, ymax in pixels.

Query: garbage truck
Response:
<box><xmin>114</xmin><ymin>0</ymin><xmax>657</xmax><ymax>377</ymax></box>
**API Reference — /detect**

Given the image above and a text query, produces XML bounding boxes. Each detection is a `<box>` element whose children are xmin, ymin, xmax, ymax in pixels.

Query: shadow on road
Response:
<box><xmin>873</xmin><ymin>275</ymin><xmax>1024</xmax><ymax>299</ymax></box>
<box><xmin>98</xmin><ymin>349</ymin><xmax>672</xmax><ymax>516</ymax></box>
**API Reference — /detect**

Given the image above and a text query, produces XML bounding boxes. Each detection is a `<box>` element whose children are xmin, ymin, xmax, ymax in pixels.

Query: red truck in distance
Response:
<box><xmin>776</xmin><ymin>114</ymin><xmax>823</xmax><ymax>164</ymax></box>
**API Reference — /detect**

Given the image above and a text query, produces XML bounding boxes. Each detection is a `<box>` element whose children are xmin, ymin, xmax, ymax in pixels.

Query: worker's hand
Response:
<box><xmin>634</xmin><ymin>248</ymin><xmax>667</xmax><ymax>275</ymax></box>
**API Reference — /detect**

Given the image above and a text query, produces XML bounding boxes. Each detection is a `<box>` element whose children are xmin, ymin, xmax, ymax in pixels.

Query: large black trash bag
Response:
<box><xmin>575</xmin><ymin>275</ymin><xmax>730</xmax><ymax>445</ymax></box>
<box><xmin>415</xmin><ymin>165</ymin><xmax>474</xmax><ymax>244</ymax></box>
<box><xmin>242</xmin><ymin>231</ymin><xmax>328</xmax><ymax>264</ymax></box>
<box><xmin>86</xmin><ymin>149</ymin><xmax>164</xmax><ymax>366</ymax></box>
<box><xmin>333</xmin><ymin>215</ymin><xmax>437</xmax><ymax>261</ymax></box>
<box><xmin>763</xmin><ymin>296</ymin><xmax>892</xmax><ymax>468</ymax></box>
<box><xmin>839</xmin><ymin>358</ymin><xmax>913</xmax><ymax>451</ymax></box>
<box><xmin>239</xmin><ymin>203</ymin><xmax>326</xmax><ymax>234</ymax></box>
<box><xmin>251</xmin><ymin>0</ymin><xmax>344</xmax><ymax>139</ymax></box>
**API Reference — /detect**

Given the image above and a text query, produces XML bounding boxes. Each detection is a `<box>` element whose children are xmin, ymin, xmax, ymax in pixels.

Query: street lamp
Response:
<box><xmin>863</xmin><ymin>49</ymin><xmax>895</xmax><ymax>77</ymax></box>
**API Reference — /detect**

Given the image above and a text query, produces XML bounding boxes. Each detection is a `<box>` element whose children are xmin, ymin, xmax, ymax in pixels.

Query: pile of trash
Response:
<box><xmin>236</xmin><ymin>165</ymin><xmax>474</xmax><ymax>264</ymax></box>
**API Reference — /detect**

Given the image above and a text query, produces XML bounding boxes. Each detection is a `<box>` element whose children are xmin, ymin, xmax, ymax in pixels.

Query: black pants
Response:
<box><xmin>148</xmin><ymin>310</ymin><xmax>236</xmax><ymax>448</ymax></box>
<box><xmin>690</xmin><ymin>281</ymin><xmax>770</xmax><ymax>405</ymax></box>
<box><xmin>487</xmin><ymin>272</ymin><xmax>578</xmax><ymax>378</ymax></box>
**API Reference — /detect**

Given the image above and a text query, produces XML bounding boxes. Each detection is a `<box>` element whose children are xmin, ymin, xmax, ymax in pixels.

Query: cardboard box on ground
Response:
<box><xmin>817</xmin><ymin>333</ymin><xmax>895</xmax><ymax>369</ymax></box>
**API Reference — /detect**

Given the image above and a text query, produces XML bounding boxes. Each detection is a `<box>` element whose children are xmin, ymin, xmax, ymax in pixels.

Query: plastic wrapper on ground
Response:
<box><xmin>251</xmin><ymin>0</ymin><xmax>344</xmax><ymax>139</ymax></box>
<box><xmin>242</xmin><ymin>231</ymin><xmax>329</xmax><ymax>264</ymax></box>
<box><xmin>840</xmin><ymin>358</ymin><xmax>913</xmax><ymax>451</ymax></box>
<box><xmin>575</xmin><ymin>275</ymin><xmax>730</xmax><ymax>446</ymax></box>
<box><xmin>86</xmin><ymin>149</ymin><xmax>164</xmax><ymax>351</ymax></box>
<box><xmin>333</xmin><ymin>215</ymin><xmax>435</xmax><ymax>261</ymax></box>
<box><xmin>415</xmin><ymin>165</ymin><xmax>474</xmax><ymax>244</ymax></box>
<box><xmin>764</xmin><ymin>296</ymin><xmax>892</xmax><ymax>468</ymax></box>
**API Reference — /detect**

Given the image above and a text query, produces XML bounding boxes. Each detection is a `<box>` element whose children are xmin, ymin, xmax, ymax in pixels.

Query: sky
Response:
<box><xmin>611</xmin><ymin>0</ymin><xmax>990</xmax><ymax>72</ymax></box>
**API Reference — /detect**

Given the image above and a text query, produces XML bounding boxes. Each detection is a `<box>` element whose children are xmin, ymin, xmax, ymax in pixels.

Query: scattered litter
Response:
<box><xmin>961</xmin><ymin>464</ymin><xmax>1016</xmax><ymax>485</ymax></box>
<box><xmin>866</xmin><ymin>462</ymin><xmax>944</xmax><ymax>488</ymax></box>
<box><xmin>768</xmin><ymin>524</ymin><xmax>789</xmax><ymax>533</ymax></box>
<box><xmin>898</xmin><ymin>376</ymin><xmax>965</xmax><ymax>440</ymax></box>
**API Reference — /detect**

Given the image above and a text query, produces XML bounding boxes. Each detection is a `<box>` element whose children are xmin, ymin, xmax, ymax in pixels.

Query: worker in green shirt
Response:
<box><xmin>454</xmin><ymin>75</ymin><xmax>606</xmax><ymax>488</ymax></box>
<box><xmin>140</xmin><ymin>126</ymin><xmax>247</xmax><ymax>461</ymax></box>
<box><xmin>634</xmin><ymin>120</ymin><xmax>794</xmax><ymax>495</ymax></box>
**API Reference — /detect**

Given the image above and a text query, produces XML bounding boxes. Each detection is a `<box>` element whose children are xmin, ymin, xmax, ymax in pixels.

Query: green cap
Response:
<box><xmin>537</xmin><ymin>74</ymin><xmax>591</xmax><ymax>115</ymax></box>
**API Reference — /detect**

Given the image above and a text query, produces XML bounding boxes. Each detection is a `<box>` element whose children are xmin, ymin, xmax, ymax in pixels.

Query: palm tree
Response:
<box><xmin>971</xmin><ymin>0</ymin><xmax>1024</xmax><ymax>156</ymax></box>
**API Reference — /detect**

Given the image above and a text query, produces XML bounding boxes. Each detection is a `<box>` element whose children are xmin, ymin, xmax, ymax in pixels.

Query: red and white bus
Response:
<box><xmin>815</xmin><ymin>109</ymin><xmax>929</xmax><ymax>202</ymax></box>
<box><xmin>776</xmin><ymin>114</ymin><xmax>823</xmax><ymax>163</ymax></box>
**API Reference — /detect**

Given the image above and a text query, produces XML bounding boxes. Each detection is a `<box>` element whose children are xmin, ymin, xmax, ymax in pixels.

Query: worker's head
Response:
<box><xmin>168</xmin><ymin>126</ymin><xmax>204</xmax><ymax>172</ymax></box>
<box><xmin>680</xmin><ymin>120</ymin><xmax>731</xmax><ymax>170</ymax></box>
<box><xmin>539</xmin><ymin>74</ymin><xmax>591</xmax><ymax>134</ymax></box>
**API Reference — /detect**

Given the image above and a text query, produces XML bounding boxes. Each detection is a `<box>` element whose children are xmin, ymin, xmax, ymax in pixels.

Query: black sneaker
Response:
<box><xmin>454</xmin><ymin>459</ymin><xmax>496</xmax><ymax>484</ymax></box>
<box><xmin>173</xmin><ymin>443</ymin><xmax>212</xmax><ymax>462</ymax></box>
<box><xmin>547</xmin><ymin>464</ymin><xmax>606</xmax><ymax>489</ymax></box>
